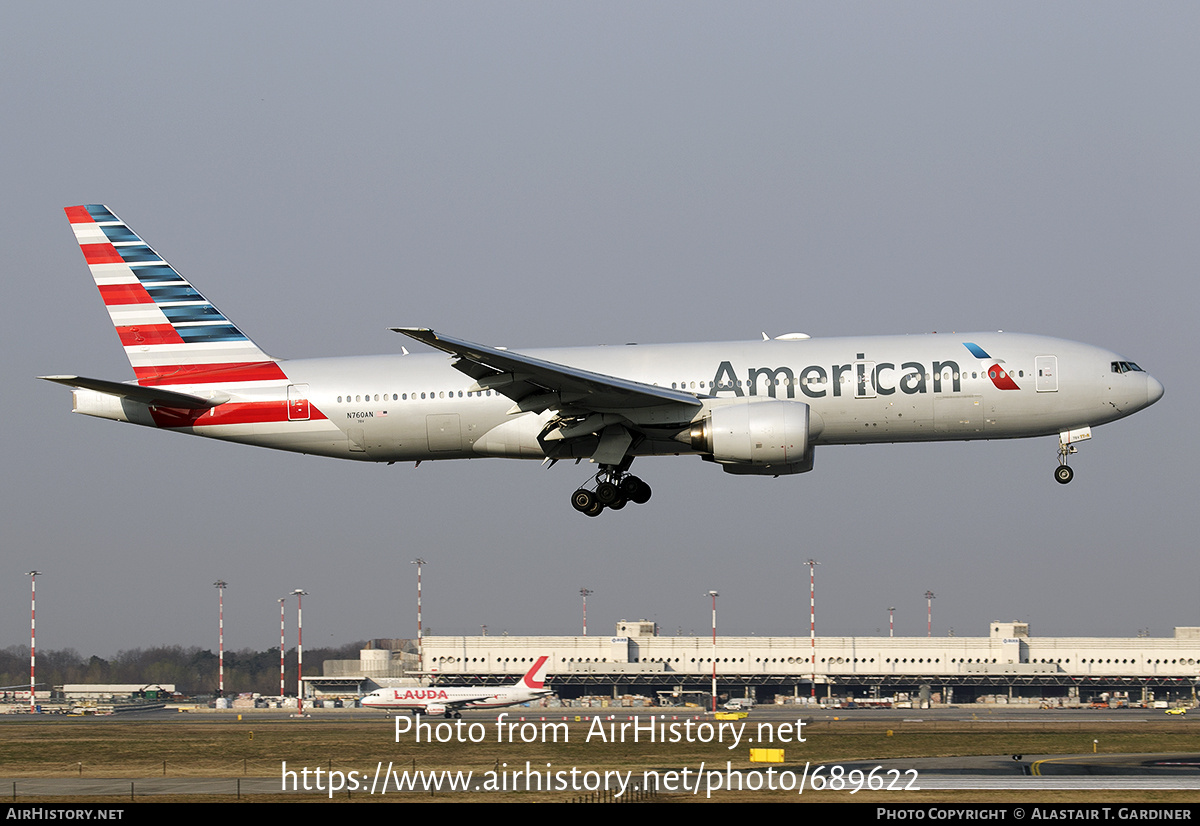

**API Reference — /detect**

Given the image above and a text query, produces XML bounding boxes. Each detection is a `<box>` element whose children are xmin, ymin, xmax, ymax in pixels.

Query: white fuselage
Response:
<box><xmin>360</xmin><ymin>683</ymin><xmax>550</xmax><ymax>712</ymax></box>
<box><xmin>83</xmin><ymin>331</ymin><xmax>1157</xmax><ymax>465</ymax></box>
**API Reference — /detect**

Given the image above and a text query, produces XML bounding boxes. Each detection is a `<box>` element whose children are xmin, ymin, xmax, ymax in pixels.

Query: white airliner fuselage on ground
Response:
<box><xmin>43</xmin><ymin>205</ymin><xmax>1164</xmax><ymax>515</ymax></box>
<box><xmin>361</xmin><ymin>656</ymin><xmax>551</xmax><ymax>717</ymax></box>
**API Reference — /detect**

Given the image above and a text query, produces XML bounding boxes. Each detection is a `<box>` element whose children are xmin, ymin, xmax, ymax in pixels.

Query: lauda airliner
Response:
<box><xmin>361</xmin><ymin>656</ymin><xmax>551</xmax><ymax>717</ymax></box>
<box><xmin>43</xmin><ymin>205</ymin><xmax>1164</xmax><ymax>515</ymax></box>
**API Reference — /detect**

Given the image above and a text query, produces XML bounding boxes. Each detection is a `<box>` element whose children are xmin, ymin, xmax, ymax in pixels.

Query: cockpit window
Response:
<box><xmin>1111</xmin><ymin>361</ymin><xmax>1143</xmax><ymax>374</ymax></box>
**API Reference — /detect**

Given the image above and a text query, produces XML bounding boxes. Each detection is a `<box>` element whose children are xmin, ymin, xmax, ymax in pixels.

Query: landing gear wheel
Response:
<box><xmin>596</xmin><ymin>481</ymin><xmax>621</xmax><ymax>505</ymax></box>
<box><xmin>1054</xmin><ymin>465</ymin><xmax>1074</xmax><ymax>484</ymax></box>
<box><xmin>571</xmin><ymin>489</ymin><xmax>596</xmax><ymax>513</ymax></box>
<box><xmin>584</xmin><ymin>499</ymin><xmax>604</xmax><ymax>517</ymax></box>
<box><xmin>607</xmin><ymin>496</ymin><xmax>627</xmax><ymax>510</ymax></box>
<box><xmin>622</xmin><ymin>476</ymin><xmax>652</xmax><ymax>504</ymax></box>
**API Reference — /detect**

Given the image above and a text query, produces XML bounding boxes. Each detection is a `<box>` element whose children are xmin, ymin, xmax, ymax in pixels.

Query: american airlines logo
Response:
<box><xmin>963</xmin><ymin>342</ymin><xmax>1021</xmax><ymax>391</ymax></box>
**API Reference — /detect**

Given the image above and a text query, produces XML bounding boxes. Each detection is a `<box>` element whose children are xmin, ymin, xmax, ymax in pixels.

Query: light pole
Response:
<box><xmin>580</xmin><ymin>588</ymin><xmax>593</xmax><ymax>636</ymax></box>
<box><xmin>213</xmin><ymin>581</ymin><xmax>227</xmax><ymax>697</ymax></box>
<box><xmin>889</xmin><ymin>606</ymin><xmax>895</xmax><ymax>638</ymax></box>
<box><xmin>925</xmin><ymin>591</ymin><xmax>936</xmax><ymax>637</ymax></box>
<box><xmin>278</xmin><ymin>598</ymin><xmax>287</xmax><ymax>698</ymax></box>
<box><xmin>706</xmin><ymin>591</ymin><xmax>719</xmax><ymax>712</ymax></box>
<box><xmin>27</xmin><ymin>571</ymin><xmax>41</xmax><ymax>714</ymax></box>
<box><xmin>292</xmin><ymin>589</ymin><xmax>308</xmax><ymax>713</ymax></box>
<box><xmin>412</xmin><ymin>559</ymin><xmax>426</xmax><ymax>675</ymax></box>
<box><xmin>806</xmin><ymin>560</ymin><xmax>820</xmax><ymax>701</ymax></box>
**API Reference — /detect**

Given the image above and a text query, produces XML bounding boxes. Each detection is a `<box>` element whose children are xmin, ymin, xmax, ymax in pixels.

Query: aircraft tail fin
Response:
<box><xmin>64</xmin><ymin>205</ymin><xmax>285</xmax><ymax>387</ymax></box>
<box><xmin>518</xmin><ymin>656</ymin><xmax>550</xmax><ymax>690</ymax></box>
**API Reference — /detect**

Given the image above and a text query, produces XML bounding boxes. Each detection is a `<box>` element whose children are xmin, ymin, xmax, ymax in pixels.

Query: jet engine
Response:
<box><xmin>682</xmin><ymin>399</ymin><xmax>818</xmax><ymax>475</ymax></box>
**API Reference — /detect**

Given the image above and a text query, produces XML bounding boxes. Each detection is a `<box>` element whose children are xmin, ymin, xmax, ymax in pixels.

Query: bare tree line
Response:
<box><xmin>0</xmin><ymin>642</ymin><xmax>366</xmax><ymax>696</ymax></box>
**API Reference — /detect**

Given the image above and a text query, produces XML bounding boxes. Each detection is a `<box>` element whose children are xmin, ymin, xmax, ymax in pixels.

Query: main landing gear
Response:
<box><xmin>571</xmin><ymin>464</ymin><xmax>652</xmax><ymax>517</ymax></box>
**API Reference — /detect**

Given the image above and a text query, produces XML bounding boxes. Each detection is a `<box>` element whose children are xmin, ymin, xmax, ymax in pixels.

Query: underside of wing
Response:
<box><xmin>393</xmin><ymin>328</ymin><xmax>703</xmax><ymax>464</ymax></box>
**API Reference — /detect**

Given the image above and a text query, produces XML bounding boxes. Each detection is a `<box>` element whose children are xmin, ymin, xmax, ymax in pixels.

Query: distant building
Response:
<box><xmin>312</xmin><ymin>621</ymin><xmax>1200</xmax><ymax>705</ymax></box>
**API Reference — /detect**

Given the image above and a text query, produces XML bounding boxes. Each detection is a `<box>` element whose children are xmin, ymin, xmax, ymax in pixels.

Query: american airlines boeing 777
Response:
<box><xmin>43</xmin><ymin>205</ymin><xmax>1164</xmax><ymax>516</ymax></box>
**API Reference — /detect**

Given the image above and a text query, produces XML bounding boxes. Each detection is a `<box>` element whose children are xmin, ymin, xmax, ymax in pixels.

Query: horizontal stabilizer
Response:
<box><xmin>39</xmin><ymin>375</ymin><xmax>228</xmax><ymax>409</ymax></box>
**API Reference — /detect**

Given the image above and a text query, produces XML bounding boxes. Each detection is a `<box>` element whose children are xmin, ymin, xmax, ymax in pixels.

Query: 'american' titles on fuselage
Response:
<box><xmin>714</xmin><ymin>354</ymin><xmax>975</xmax><ymax>397</ymax></box>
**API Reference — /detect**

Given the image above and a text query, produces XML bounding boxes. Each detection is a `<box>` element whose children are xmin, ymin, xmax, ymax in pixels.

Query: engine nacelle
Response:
<box><xmin>685</xmin><ymin>399</ymin><xmax>816</xmax><ymax>474</ymax></box>
<box><xmin>425</xmin><ymin>703</ymin><xmax>447</xmax><ymax>716</ymax></box>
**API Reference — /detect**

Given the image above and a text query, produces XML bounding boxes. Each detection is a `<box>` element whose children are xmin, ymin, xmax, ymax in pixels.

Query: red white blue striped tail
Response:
<box><xmin>64</xmin><ymin>205</ymin><xmax>285</xmax><ymax>386</ymax></box>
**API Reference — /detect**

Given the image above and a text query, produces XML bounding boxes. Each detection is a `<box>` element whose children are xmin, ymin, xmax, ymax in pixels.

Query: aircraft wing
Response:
<box><xmin>392</xmin><ymin>328</ymin><xmax>701</xmax><ymax>414</ymax></box>
<box><xmin>443</xmin><ymin>694</ymin><xmax>494</xmax><ymax>709</ymax></box>
<box><xmin>38</xmin><ymin>376</ymin><xmax>229</xmax><ymax>409</ymax></box>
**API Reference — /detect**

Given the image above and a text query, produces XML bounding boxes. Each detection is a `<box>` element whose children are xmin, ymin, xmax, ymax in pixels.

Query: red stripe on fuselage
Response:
<box><xmin>64</xmin><ymin>206</ymin><xmax>94</xmax><ymax>223</ymax></box>
<box><xmin>81</xmin><ymin>243</ymin><xmax>125</xmax><ymax>265</ymax></box>
<box><xmin>98</xmin><ymin>283</ymin><xmax>154</xmax><ymax>305</ymax></box>
<box><xmin>149</xmin><ymin>401</ymin><xmax>328</xmax><ymax>429</ymax></box>
<box><xmin>134</xmin><ymin>361</ymin><xmax>289</xmax><ymax>385</ymax></box>
<box><xmin>117</xmin><ymin>325</ymin><xmax>185</xmax><ymax>346</ymax></box>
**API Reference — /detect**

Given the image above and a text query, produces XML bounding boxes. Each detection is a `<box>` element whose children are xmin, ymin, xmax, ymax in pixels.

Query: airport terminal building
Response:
<box><xmin>317</xmin><ymin>620</ymin><xmax>1200</xmax><ymax>706</ymax></box>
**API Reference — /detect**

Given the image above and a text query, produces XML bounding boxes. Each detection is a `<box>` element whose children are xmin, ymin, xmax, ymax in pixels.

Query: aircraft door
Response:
<box><xmin>854</xmin><ymin>360</ymin><xmax>876</xmax><ymax>398</ymax></box>
<box><xmin>287</xmin><ymin>384</ymin><xmax>311</xmax><ymax>420</ymax></box>
<box><xmin>1035</xmin><ymin>356</ymin><xmax>1058</xmax><ymax>392</ymax></box>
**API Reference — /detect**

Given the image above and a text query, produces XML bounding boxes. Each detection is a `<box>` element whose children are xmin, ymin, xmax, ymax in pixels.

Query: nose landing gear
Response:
<box><xmin>1054</xmin><ymin>427</ymin><xmax>1091</xmax><ymax>485</ymax></box>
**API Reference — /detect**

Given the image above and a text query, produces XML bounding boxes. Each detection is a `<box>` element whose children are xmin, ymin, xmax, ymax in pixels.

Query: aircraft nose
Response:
<box><xmin>1146</xmin><ymin>375</ymin><xmax>1164</xmax><ymax>406</ymax></box>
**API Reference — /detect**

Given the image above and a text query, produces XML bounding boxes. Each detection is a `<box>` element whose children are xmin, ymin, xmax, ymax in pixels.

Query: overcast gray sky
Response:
<box><xmin>2</xmin><ymin>2</ymin><xmax>1195</xmax><ymax>657</ymax></box>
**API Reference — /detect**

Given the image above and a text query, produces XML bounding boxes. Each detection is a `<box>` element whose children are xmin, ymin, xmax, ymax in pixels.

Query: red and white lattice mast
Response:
<box><xmin>213</xmin><ymin>580</ymin><xmax>227</xmax><ymax>697</ymax></box>
<box><xmin>292</xmin><ymin>589</ymin><xmax>307</xmax><ymax>713</ymax></box>
<box><xmin>580</xmin><ymin>588</ymin><xmax>593</xmax><ymax>636</ymax></box>
<box><xmin>412</xmin><ymin>559</ymin><xmax>426</xmax><ymax>675</ymax></box>
<box><xmin>278</xmin><ymin>597</ymin><xmax>287</xmax><ymax>699</ymax></box>
<box><xmin>806</xmin><ymin>560</ymin><xmax>819</xmax><ymax>701</ymax></box>
<box><xmin>706</xmin><ymin>590</ymin><xmax>719</xmax><ymax>712</ymax></box>
<box><xmin>27</xmin><ymin>571</ymin><xmax>41</xmax><ymax>714</ymax></box>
